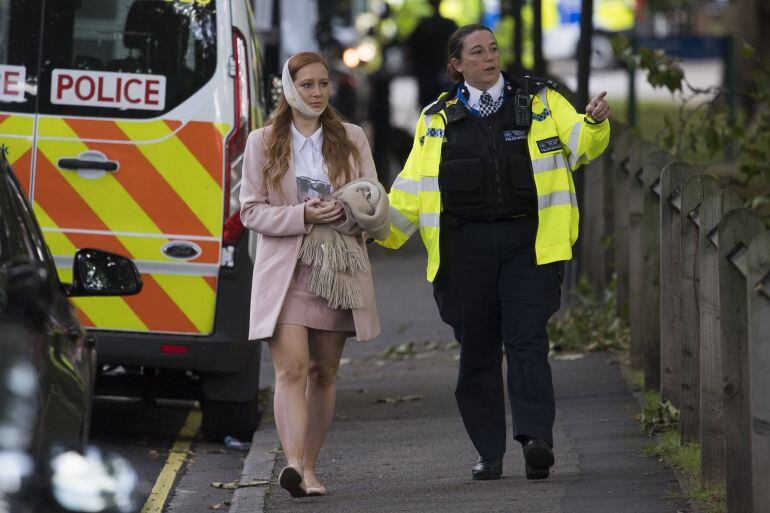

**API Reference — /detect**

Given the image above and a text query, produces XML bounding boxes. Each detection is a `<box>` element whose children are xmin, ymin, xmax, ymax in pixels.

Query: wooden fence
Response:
<box><xmin>578</xmin><ymin>123</ymin><xmax>770</xmax><ymax>513</ymax></box>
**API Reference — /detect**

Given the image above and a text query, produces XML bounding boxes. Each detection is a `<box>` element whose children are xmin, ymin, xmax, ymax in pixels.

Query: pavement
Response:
<box><xmin>228</xmin><ymin>240</ymin><xmax>691</xmax><ymax>513</ymax></box>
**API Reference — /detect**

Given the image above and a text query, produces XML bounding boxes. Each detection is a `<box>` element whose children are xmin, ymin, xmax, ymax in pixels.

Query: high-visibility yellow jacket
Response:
<box><xmin>378</xmin><ymin>83</ymin><xmax>610</xmax><ymax>282</ymax></box>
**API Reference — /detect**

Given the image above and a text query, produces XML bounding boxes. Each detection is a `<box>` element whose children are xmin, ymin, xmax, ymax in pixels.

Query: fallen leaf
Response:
<box><xmin>209</xmin><ymin>501</ymin><xmax>231</xmax><ymax>510</ymax></box>
<box><xmin>238</xmin><ymin>480</ymin><xmax>270</xmax><ymax>488</ymax></box>
<box><xmin>375</xmin><ymin>395</ymin><xmax>423</xmax><ymax>404</ymax></box>
<box><xmin>210</xmin><ymin>479</ymin><xmax>269</xmax><ymax>490</ymax></box>
<box><xmin>211</xmin><ymin>481</ymin><xmax>238</xmax><ymax>490</ymax></box>
<box><xmin>553</xmin><ymin>353</ymin><xmax>585</xmax><ymax>361</ymax></box>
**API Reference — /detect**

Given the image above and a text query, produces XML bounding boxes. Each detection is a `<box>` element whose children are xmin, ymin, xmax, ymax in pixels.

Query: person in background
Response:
<box><xmin>406</xmin><ymin>0</ymin><xmax>458</xmax><ymax>110</ymax></box>
<box><xmin>240</xmin><ymin>52</ymin><xmax>384</xmax><ymax>498</ymax></box>
<box><xmin>379</xmin><ymin>25</ymin><xmax>610</xmax><ymax>481</ymax></box>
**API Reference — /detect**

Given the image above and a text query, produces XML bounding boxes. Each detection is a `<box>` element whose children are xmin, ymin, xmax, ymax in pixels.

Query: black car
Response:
<box><xmin>0</xmin><ymin>151</ymin><xmax>143</xmax><ymax>513</ymax></box>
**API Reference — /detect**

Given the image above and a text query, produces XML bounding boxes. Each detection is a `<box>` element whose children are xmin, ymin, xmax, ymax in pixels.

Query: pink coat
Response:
<box><xmin>239</xmin><ymin>123</ymin><xmax>381</xmax><ymax>341</ymax></box>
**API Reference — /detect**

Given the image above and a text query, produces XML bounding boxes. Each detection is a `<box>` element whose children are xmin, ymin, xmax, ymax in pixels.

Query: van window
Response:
<box><xmin>39</xmin><ymin>0</ymin><xmax>217</xmax><ymax>119</ymax></box>
<box><xmin>0</xmin><ymin>0</ymin><xmax>42</xmax><ymax>114</ymax></box>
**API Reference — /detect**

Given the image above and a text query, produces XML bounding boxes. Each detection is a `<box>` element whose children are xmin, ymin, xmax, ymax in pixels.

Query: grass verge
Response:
<box><xmin>624</xmin><ymin>379</ymin><xmax>727</xmax><ymax>512</ymax></box>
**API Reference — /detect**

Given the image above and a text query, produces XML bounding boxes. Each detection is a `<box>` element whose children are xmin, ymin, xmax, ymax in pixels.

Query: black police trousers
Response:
<box><xmin>432</xmin><ymin>215</ymin><xmax>563</xmax><ymax>459</ymax></box>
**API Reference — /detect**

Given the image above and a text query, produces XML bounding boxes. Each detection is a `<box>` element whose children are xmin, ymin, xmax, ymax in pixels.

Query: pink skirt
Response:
<box><xmin>275</xmin><ymin>263</ymin><xmax>355</xmax><ymax>334</ymax></box>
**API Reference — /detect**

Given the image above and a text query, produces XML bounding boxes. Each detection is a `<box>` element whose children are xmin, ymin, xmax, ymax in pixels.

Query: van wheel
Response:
<box><xmin>200</xmin><ymin>395</ymin><xmax>260</xmax><ymax>443</ymax></box>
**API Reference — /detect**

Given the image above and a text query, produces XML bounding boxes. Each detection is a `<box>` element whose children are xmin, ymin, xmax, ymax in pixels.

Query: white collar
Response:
<box><xmin>290</xmin><ymin>123</ymin><xmax>323</xmax><ymax>150</ymax></box>
<box><xmin>464</xmin><ymin>74</ymin><xmax>504</xmax><ymax>108</ymax></box>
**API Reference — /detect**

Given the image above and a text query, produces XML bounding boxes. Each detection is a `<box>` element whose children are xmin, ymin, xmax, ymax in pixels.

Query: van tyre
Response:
<box><xmin>201</xmin><ymin>394</ymin><xmax>260</xmax><ymax>443</ymax></box>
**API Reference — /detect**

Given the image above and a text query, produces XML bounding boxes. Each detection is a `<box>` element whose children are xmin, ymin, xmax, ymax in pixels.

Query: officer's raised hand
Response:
<box><xmin>585</xmin><ymin>91</ymin><xmax>610</xmax><ymax>122</ymax></box>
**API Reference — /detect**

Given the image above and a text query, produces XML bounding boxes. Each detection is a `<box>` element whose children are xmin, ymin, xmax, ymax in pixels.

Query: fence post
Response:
<box><xmin>641</xmin><ymin>150</ymin><xmax>674</xmax><ymax>391</ymax></box>
<box><xmin>659</xmin><ymin>162</ymin><xmax>698</xmax><ymax>408</ymax></box>
<box><xmin>698</xmin><ymin>186</ymin><xmax>743</xmax><ymax>486</ymax></box>
<box><xmin>626</xmin><ymin>139</ymin><xmax>654</xmax><ymax>370</ymax></box>
<box><xmin>611</xmin><ymin>129</ymin><xmax>633</xmax><ymax>318</ymax></box>
<box><xmin>747</xmin><ymin>230</ymin><xmax>770</xmax><ymax>513</ymax></box>
<box><xmin>601</xmin><ymin>137</ymin><xmax>616</xmax><ymax>293</ymax></box>
<box><xmin>719</xmin><ymin>208</ymin><xmax>764</xmax><ymax>513</ymax></box>
<box><xmin>679</xmin><ymin>173</ymin><xmax>713</xmax><ymax>444</ymax></box>
<box><xmin>581</xmin><ymin>145</ymin><xmax>612</xmax><ymax>293</ymax></box>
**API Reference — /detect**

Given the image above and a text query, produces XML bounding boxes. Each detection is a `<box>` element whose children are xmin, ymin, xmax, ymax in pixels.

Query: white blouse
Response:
<box><xmin>291</xmin><ymin>123</ymin><xmax>331</xmax><ymax>202</ymax></box>
<box><xmin>465</xmin><ymin>73</ymin><xmax>504</xmax><ymax>110</ymax></box>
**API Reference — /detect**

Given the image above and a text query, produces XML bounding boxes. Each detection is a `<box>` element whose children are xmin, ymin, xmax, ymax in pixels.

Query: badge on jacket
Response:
<box><xmin>536</xmin><ymin>136</ymin><xmax>561</xmax><ymax>153</ymax></box>
<box><xmin>503</xmin><ymin>129</ymin><xmax>527</xmax><ymax>142</ymax></box>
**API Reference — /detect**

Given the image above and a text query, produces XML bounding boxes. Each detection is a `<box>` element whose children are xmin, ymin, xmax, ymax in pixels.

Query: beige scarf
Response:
<box><xmin>297</xmin><ymin>179</ymin><xmax>389</xmax><ymax>309</ymax></box>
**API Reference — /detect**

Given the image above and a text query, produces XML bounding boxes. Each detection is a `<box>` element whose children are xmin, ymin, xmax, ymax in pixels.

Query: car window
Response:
<box><xmin>0</xmin><ymin>174</ymin><xmax>37</xmax><ymax>265</ymax></box>
<box><xmin>0</xmin><ymin>0</ymin><xmax>43</xmax><ymax>114</ymax></box>
<box><xmin>38</xmin><ymin>0</ymin><xmax>217</xmax><ymax>119</ymax></box>
<box><xmin>3</xmin><ymin>166</ymin><xmax>57</xmax><ymax>281</ymax></box>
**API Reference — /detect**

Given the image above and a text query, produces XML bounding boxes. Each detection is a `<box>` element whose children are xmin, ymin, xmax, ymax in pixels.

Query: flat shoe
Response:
<box><xmin>306</xmin><ymin>486</ymin><xmax>327</xmax><ymax>496</ymax></box>
<box><xmin>278</xmin><ymin>466</ymin><xmax>306</xmax><ymax>498</ymax></box>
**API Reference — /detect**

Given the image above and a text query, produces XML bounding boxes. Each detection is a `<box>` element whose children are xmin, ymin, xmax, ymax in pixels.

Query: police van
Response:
<box><xmin>0</xmin><ymin>0</ymin><xmax>267</xmax><ymax>441</ymax></box>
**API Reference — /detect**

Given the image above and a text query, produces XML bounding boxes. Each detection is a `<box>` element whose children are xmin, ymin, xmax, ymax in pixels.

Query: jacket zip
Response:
<box><xmin>485</xmin><ymin>116</ymin><xmax>503</xmax><ymax>215</ymax></box>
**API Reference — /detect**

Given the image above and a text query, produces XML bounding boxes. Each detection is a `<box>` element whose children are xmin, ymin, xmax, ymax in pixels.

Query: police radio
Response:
<box><xmin>514</xmin><ymin>78</ymin><xmax>531</xmax><ymax>128</ymax></box>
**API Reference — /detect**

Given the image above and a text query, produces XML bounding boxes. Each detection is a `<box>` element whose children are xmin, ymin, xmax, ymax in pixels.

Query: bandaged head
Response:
<box><xmin>281</xmin><ymin>56</ymin><xmax>327</xmax><ymax>118</ymax></box>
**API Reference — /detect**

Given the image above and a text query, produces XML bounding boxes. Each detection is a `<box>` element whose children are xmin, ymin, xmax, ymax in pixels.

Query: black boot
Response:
<box><xmin>472</xmin><ymin>456</ymin><xmax>503</xmax><ymax>480</ymax></box>
<box><xmin>522</xmin><ymin>439</ymin><xmax>554</xmax><ymax>480</ymax></box>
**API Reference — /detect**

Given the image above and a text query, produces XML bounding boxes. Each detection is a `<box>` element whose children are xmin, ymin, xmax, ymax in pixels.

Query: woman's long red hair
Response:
<box><xmin>263</xmin><ymin>52</ymin><xmax>360</xmax><ymax>193</ymax></box>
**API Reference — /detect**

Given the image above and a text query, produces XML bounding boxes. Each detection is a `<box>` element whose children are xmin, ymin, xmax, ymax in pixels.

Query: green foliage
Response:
<box><xmin>639</xmin><ymin>392</ymin><xmax>680</xmax><ymax>436</ymax></box>
<box><xmin>645</xmin><ymin>431</ymin><xmax>726</xmax><ymax>512</ymax></box>
<box><xmin>547</xmin><ymin>278</ymin><xmax>630</xmax><ymax>354</ymax></box>
<box><xmin>615</xmin><ymin>39</ymin><xmax>770</xmax><ymax>221</ymax></box>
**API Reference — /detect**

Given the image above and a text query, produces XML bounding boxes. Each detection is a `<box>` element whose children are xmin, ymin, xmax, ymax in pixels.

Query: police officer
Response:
<box><xmin>378</xmin><ymin>24</ymin><xmax>610</xmax><ymax>481</ymax></box>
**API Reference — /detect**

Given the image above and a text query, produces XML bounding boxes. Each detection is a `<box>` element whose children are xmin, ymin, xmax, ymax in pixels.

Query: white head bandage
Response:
<box><xmin>281</xmin><ymin>58</ymin><xmax>326</xmax><ymax>118</ymax></box>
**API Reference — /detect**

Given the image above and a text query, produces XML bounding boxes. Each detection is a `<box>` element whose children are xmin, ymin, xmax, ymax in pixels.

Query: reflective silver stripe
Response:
<box><xmin>538</xmin><ymin>190</ymin><xmax>577</xmax><ymax>210</ymax></box>
<box><xmin>392</xmin><ymin>176</ymin><xmax>420</xmax><ymax>195</ymax></box>
<box><xmin>531</xmin><ymin>153</ymin><xmax>565</xmax><ymax>174</ymax></box>
<box><xmin>420</xmin><ymin>176</ymin><xmax>440</xmax><ymax>191</ymax></box>
<box><xmin>566</xmin><ymin>121</ymin><xmax>586</xmax><ymax>169</ymax></box>
<box><xmin>537</xmin><ymin>89</ymin><xmax>548</xmax><ymax>110</ymax></box>
<box><xmin>53</xmin><ymin>255</ymin><xmax>220</xmax><ymax>276</ymax></box>
<box><xmin>419</xmin><ymin>212</ymin><xmax>441</xmax><ymax>227</ymax></box>
<box><xmin>392</xmin><ymin>176</ymin><xmax>440</xmax><ymax>194</ymax></box>
<box><xmin>390</xmin><ymin>206</ymin><xmax>418</xmax><ymax>236</ymax></box>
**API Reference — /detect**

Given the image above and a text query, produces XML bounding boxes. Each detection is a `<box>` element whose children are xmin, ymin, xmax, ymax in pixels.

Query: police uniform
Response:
<box><xmin>379</xmin><ymin>73</ymin><xmax>610</xmax><ymax>469</ymax></box>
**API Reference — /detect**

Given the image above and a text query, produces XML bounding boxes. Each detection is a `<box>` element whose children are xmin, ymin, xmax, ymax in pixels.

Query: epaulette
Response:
<box><xmin>423</xmin><ymin>87</ymin><xmax>467</xmax><ymax>123</ymax></box>
<box><xmin>523</xmin><ymin>76</ymin><xmax>559</xmax><ymax>93</ymax></box>
<box><xmin>424</xmin><ymin>93</ymin><xmax>448</xmax><ymax>116</ymax></box>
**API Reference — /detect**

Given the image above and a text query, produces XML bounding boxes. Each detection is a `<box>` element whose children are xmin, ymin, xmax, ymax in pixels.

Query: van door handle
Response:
<box><xmin>57</xmin><ymin>150</ymin><xmax>119</xmax><ymax>179</ymax></box>
<box><xmin>58</xmin><ymin>158</ymin><xmax>118</xmax><ymax>172</ymax></box>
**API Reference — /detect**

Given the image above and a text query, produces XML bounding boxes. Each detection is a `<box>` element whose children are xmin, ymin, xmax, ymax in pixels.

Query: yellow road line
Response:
<box><xmin>140</xmin><ymin>409</ymin><xmax>201</xmax><ymax>513</ymax></box>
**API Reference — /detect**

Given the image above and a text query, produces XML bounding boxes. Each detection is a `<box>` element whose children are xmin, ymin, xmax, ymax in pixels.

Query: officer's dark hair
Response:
<box><xmin>446</xmin><ymin>24</ymin><xmax>495</xmax><ymax>82</ymax></box>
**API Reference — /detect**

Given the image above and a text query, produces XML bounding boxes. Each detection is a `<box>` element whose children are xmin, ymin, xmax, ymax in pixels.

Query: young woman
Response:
<box><xmin>239</xmin><ymin>52</ymin><xmax>382</xmax><ymax>498</ymax></box>
<box><xmin>379</xmin><ymin>25</ymin><xmax>610</xmax><ymax>481</ymax></box>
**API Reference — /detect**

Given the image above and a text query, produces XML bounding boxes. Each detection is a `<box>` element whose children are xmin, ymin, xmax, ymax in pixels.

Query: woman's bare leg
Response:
<box><xmin>302</xmin><ymin>329</ymin><xmax>348</xmax><ymax>491</ymax></box>
<box><xmin>268</xmin><ymin>324</ymin><xmax>310</xmax><ymax>473</ymax></box>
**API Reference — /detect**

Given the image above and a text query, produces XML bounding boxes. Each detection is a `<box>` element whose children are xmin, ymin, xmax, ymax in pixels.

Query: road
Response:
<box><xmin>88</xmin><ymin>395</ymin><xmax>248</xmax><ymax>512</ymax></box>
